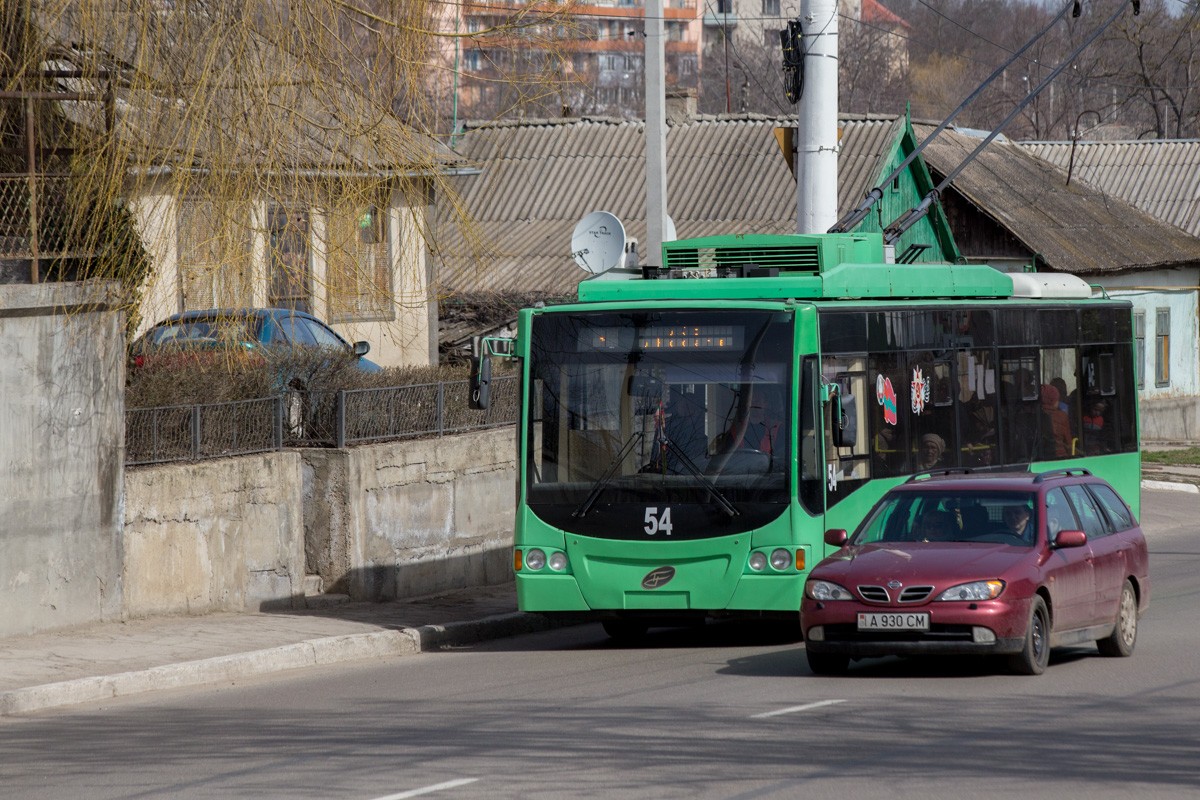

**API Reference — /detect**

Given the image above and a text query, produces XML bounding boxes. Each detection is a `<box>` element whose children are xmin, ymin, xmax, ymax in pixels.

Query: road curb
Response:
<box><xmin>0</xmin><ymin>612</ymin><xmax>569</xmax><ymax>717</ymax></box>
<box><xmin>1142</xmin><ymin>477</ymin><xmax>1200</xmax><ymax>494</ymax></box>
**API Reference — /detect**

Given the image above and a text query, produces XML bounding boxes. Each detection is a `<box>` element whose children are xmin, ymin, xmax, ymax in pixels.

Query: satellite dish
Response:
<box><xmin>665</xmin><ymin>215</ymin><xmax>677</xmax><ymax>242</ymax></box>
<box><xmin>571</xmin><ymin>211</ymin><xmax>627</xmax><ymax>275</ymax></box>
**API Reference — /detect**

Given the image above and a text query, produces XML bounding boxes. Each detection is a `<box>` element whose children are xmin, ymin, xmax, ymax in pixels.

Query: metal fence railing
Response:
<box><xmin>126</xmin><ymin>396</ymin><xmax>284</xmax><ymax>466</ymax></box>
<box><xmin>125</xmin><ymin>377</ymin><xmax>518</xmax><ymax>467</ymax></box>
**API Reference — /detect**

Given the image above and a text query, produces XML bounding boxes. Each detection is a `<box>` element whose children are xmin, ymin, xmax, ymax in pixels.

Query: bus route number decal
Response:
<box><xmin>644</xmin><ymin>507</ymin><xmax>674</xmax><ymax>536</ymax></box>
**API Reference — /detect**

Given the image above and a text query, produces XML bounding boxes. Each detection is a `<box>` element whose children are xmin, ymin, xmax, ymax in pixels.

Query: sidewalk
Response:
<box><xmin>2</xmin><ymin>470</ymin><xmax>1195</xmax><ymax>717</ymax></box>
<box><xmin>0</xmin><ymin>582</ymin><xmax>572</xmax><ymax>716</ymax></box>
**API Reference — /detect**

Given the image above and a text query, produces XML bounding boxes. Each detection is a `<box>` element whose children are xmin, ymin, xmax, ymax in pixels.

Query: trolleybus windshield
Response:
<box><xmin>526</xmin><ymin>309</ymin><xmax>796</xmax><ymax>539</ymax></box>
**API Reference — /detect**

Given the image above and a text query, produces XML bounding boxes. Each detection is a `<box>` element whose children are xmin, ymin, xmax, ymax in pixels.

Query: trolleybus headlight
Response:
<box><xmin>806</xmin><ymin>580</ymin><xmax>853</xmax><ymax>601</ymax></box>
<box><xmin>525</xmin><ymin>548</ymin><xmax>546</xmax><ymax>571</ymax></box>
<box><xmin>548</xmin><ymin>551</ymin><xmax>568</xmax><ymax>572</ymax></box>
<box><xmin>770</xmin><ymin>548</ymin><xmax>792</xmax><ymax>571</ymax></box>
<box><xmin>748</xmin><ymin>552</ymin><xmax>767</xmax><ymax>571</ymax></box>
<box><xmin>936</xmin><ymin>580</ymin><xmax>1004</xmax><ymax>601</ymax></box>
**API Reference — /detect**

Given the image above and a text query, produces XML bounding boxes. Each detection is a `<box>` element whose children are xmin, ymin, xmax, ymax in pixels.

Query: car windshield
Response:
<box><xmin>852</xmin><ymin>490</ymin><xmax>1039</xmax><ymax>546</ymax></box>
<box><xmin>146</xmin><ymin>317</ymin><xmax>258</xmax><ymax>347</ymax></box>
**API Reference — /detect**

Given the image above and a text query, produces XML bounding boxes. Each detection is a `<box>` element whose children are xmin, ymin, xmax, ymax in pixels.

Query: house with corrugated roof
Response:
<box><xmin>432</xmin><ymin>110</ymin><xmax>1200</xmax><ymax>439</ymax></box>
<box><xmin>433</xmin><ymin>109</ymin><xmax>956</xmax><ymax>299</ymax></box>
<box><xmin>4</xmin><ymin>7</ymin><xmax>468</xmax><ymax>369</ymax></box>
<box><xmin>1015</xmin><ymin>139</ymin><xmax>1200</xmax><ymax>438</ymax></box>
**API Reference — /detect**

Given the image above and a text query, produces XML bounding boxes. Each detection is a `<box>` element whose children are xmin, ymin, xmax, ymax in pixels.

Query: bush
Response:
<box><xmin>125</xmin><ymin>349</ymin><xmax>480</xmax><ymax>409</ymax></box>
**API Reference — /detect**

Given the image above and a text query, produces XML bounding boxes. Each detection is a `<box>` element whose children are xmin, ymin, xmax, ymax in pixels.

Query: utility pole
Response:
<box><xmin>795</xmin><ymin>0</ymin><xmax>839</xmax><ymax>234</ymax></box>
<box><xmin>645</xmin><ymin>0</ymin><xmax>668</xmax><ymax>267</ymax></box>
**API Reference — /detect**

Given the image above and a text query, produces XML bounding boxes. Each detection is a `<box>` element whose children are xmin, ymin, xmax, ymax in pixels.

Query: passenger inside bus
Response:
<box><xmin>916</xmin><ymin>433</ymin><xmax>946</xmax><ymax>471</ymax></box>
<box><xmin>1040</xmin><ymin>384</ymin><xmax>1072</xmax><ymax>457</ymax></box>
<box><xmin>712</xmin><ymin>386</ymin><xmax>785</xmax><ymax>458</ymax></box>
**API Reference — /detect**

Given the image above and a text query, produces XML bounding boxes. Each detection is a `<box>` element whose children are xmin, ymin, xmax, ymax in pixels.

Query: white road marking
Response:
<box><xmin>371</xmin><ymin>778</ymin><xmax>479</xmax><ymax>800</ymax></box>
<box><xmin>752</xmin><ymin>698</ymin><xmax>846</xmax><ymax>718</ymax></box>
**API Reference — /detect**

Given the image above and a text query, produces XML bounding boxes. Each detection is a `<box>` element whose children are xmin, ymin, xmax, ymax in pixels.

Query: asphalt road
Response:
<box><xmin>2</xmin><ymin>487</ymin><xmax>1198</xmax><ymax>800</ymax></box>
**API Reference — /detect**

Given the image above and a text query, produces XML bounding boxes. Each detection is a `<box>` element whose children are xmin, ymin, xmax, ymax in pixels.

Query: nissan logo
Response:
<box><xmin>887</xmin><ymin>579</ymin><xmax>903</xmax><ymax>589</ymax></box>
<box><xmin>642</xmin><ymin>566</ymin><xmax>676</xmax><ymax>590</ymax></box>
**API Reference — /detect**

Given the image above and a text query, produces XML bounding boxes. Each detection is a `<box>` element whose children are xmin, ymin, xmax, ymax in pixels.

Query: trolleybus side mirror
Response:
<box><xmin>829</xmin><ymin>389</ymin><xmax>857</xmax><ymax>448</ymax></box>
<box><xmin>469</xmin><ymin>336</ymin><xmax>492</xmax><ymax>410</ymax></box>
<box><xmin>469</xmin><ymin>335</ymin><xmax>517</xmax><ymax>411</ymax></box>
<box><xmin>824</xmin><ymin>528</ymin><xmax>849</xmax><ymax>547</ymax></box>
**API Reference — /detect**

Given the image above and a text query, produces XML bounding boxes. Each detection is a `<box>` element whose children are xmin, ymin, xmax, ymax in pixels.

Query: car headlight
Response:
<box><xmin>525</xmin><ymin>548</ymin><xmax>546</xmax><ymax>571</ymax></box>
<box><xmin>936</xmin><ymin>580</ymin><xmax>1005</xmax><ymax>601</ymax></box>
<box><xmin>548</xmin><ymin>551</ymin><xmax>568</xmax><ymax>572</ymax></box>
<box><xmin>806</xmin><ymin>580</ymin><xmax>854</xmax><ymax>601</ymax></box>
<box><xmin>748</xmin><ymin>552</ymin><xmax>767</xmax><ymax>571</ymax></box>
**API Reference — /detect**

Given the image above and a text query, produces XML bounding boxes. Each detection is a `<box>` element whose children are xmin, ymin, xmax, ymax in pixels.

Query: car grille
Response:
<box><xmin>898</xmin><ymin>586</ymin><xmax>934</xmax><ymax>602</ymax></box>
<box><xmin>857</xmin><ymin>586</ymin><xmax>889</xmax><ymax>602</ymax></box>
<box><xmin>856</xmin><ymin>585</ymin><xmax>934</xmax><ymax>603</ymax></box>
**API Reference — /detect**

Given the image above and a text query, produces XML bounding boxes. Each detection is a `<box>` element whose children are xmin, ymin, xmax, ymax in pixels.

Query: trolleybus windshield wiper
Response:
<box><xmin>657</xmin><ymin>437</ymin><xmax>739</xmax><ymax>518</ymax></box>
<box><xmin>572</xmin><ymin>431</ymin><xmax>645</xmax><ymax>518</ymax></box>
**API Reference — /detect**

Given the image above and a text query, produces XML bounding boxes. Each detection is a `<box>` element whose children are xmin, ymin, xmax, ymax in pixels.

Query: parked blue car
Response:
<box><xmin>130</xmin><ymin>308</ymin><xmax>383</xmax><ymax>373</ymax></box>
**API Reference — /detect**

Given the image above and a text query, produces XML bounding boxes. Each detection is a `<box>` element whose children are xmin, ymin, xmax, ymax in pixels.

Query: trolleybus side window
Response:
<box><xmin>818</xmin><ymin>303</ymin><xmax>1137</xmax><ymax>507</ymax></box>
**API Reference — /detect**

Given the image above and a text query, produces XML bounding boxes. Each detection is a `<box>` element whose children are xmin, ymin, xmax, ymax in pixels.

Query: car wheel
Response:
<box><xmin>806</xmin><ymin>650</ymin><xmax>849</xmax><ymax>676</ymax></box>
<box><xmin>601</xmin><ymin>619</ymin><xmax>648</xmax><ymax>643</ymax></box>
<box><xmin>1097</xmin><ymin>579</ymin><xmax>1138</xmax><ymax>657</ymax></box>
<box><xmin>1009</xmin><ymin>595</ymin><xmax>1050</xmax><ymax>676</ymax></box>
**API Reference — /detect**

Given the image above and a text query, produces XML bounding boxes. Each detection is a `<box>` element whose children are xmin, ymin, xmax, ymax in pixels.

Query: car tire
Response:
<box><xmin>1097</xmin><ymin>579</ymin><xmax>1138</xmax><ymax>658</ymax></box>
<box><xmin>1009</xmin><ymin>595</ymin><xmax>1050</xmax><ymax>676</ymax></box>
<box><xmin>601</xmin><ymin>619</ymin><xmax>649</xmax><ymax>643</ymax></box>
<box><xmin>806</xmin><ymin>650</ymin><xmax>849</xmax><ymax>676</ymax></box>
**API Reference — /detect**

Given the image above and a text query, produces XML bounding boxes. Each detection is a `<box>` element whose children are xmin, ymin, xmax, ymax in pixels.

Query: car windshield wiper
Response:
<box><xmin>572</xmin><ymin>431</ymin><xmax>645</xmax><ymax>518</ymax></box>
<box><xmin>656</xmin><ymin>438</ymin><xmax>739</xmax><ymax>518</ymax></box>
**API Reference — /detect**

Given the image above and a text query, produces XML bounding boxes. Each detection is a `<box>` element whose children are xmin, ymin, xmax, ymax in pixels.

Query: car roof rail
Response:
<box><xmin>1033</xmin><ymin>467</ymin><xmax>1093</xmax><ymax>483</ymax></box>
<box><xmin>906</xmin><ymin>468</ymin><xmax>974</xmax><ymax>483</ymax></box>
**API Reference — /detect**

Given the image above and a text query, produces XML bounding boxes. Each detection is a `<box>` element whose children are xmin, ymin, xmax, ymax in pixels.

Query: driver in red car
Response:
<box><xmin>1002</xmin><ymin>503</ymin><xmax>1035</xmax><ymax>543</ymax></box>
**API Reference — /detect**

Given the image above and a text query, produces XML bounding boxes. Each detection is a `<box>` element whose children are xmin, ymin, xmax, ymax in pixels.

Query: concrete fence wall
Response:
<box><xmin>1141</xmin><ymin>397</ymin><xmax>1200</xmax><ymax>444</ymax></box>
<box><xmin>0</xmin><ymin>283</ymin><xmax>124</xmax><ymax>639</ymax></box>
<box><xmin>122</xmin><ymin>452</ymin><xmax>307</xmax><ymax>617</ymax></box>
<box><xmin>117</xmin><ymin>427</ymin><xmax>518</xmax><ymax>620</ymax></box>
<box><xmin>303</xmin><ymin>428</ymin><xmax>518</xmax><ymax>601</ymax></box>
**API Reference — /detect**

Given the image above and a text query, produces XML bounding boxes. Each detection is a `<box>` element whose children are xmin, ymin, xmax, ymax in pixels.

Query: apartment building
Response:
<box><xmin>443</xmin><ymin>0</ymin><xmax>906</xmax><ymax>120</ymax></box>
<box><xmin>453</xmin><ymin>0</ymin><xmax>703</xmax><ymax>119</ymax></box>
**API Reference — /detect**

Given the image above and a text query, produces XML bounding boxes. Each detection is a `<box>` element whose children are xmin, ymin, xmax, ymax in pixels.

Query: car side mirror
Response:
<box><xmin>824</xmin><ymin>528</ymin><xmax>848</xmax><ymax>547</ymax></box>
<box><xmin>352</xmin><ymin>341</ymin><xmax>370</xmax><ymax>358</ymax></box>
<box><xmin>1053</xmin><ymin>529</ymin><xmax>1087</xmax><ymax>549</ymax></box>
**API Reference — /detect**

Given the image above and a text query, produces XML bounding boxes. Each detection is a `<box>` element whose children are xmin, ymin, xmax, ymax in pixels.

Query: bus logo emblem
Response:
<box><xmin>642</xmin><ymin>566</ymin><xmax>676</xmax><ymax>589</ymax></box>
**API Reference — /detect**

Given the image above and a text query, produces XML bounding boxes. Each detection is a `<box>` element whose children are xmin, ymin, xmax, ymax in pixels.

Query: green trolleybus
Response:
<box><xmin>477</xmin><ymin>232</ymin><xmax>1139</xmax><ymax>639</ymax></box>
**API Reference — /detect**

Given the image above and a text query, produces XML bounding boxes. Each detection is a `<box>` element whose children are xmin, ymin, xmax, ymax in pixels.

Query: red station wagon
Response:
<box><xmin>800</xmin><ymin>469</ymin><xmax>1150</xmax><ymax>676</ymax></box>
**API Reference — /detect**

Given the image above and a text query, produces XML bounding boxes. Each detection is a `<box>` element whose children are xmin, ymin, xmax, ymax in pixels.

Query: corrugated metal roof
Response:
<box><xmin>435</xmin><ymin>114</ymin><xmax>902</xmax><ymax>295</ymax></box>
<box><xmin>915</xmin><ymin>125</ymin><xmax>1200</xmax><ymax>274</ymax></box>
<box><xmin>1019</xmin><ymin>140</ymin><xmax>1200</xmax><ymax>238</ymax></box>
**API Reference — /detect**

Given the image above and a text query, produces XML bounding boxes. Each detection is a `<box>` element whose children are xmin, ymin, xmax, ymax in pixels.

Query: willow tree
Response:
<box><xmin>1</xmin><ymin>0</ymin><xmax>577</xmax><ymax>341</ymax></box>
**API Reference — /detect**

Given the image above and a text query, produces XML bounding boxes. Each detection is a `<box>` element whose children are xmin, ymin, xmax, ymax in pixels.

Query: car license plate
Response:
<box><xmin>857</xmin><ymin>612</ymin><xmax>930</xmax><ymax>631</ymax></box>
